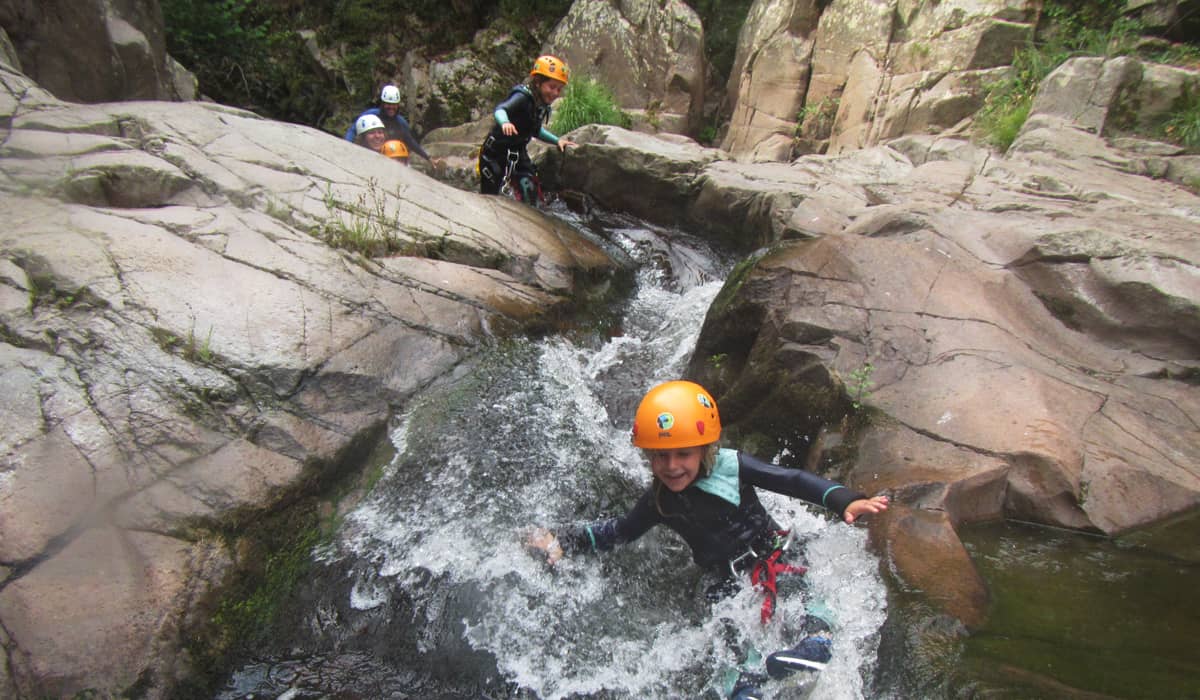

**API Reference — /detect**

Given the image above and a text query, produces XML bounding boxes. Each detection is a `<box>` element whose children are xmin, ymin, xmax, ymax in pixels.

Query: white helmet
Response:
<box><xmin>380</xmin><ymin>85</ymin><xmax>401</xmax><ymax>104</ymax></box>
<box><xmin>356</xmin><ymin>114</ymin><xmax>385</xmax><ymax>136</ymax></box>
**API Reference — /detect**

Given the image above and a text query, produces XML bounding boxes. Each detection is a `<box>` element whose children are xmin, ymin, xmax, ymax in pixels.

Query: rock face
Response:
<box><xmin>0</xmin><ymin>50</ymin><xmax>615</xmax><ymax>697</ymax></box>
<box><xmin>557</xmin><ymin>57</ymin><xmax>1200</xmax><ymax>628</ymax></box>
<box><xmin>336</xmin><ymin>0</ymin><xmax>709</xmax><ymax>140</ymax></box>
<box><xmin>721</xmin><ymin>0</ymin><xmax>823</xmax><ymax>161</ymax></box>
<box><xmin>548</xmin><ymin>0</ymin><xmax>707</xmax><ymax>135</ymax></box>
<box><xmin>722</xmin><ymin>0</ymin><xmax>1034</xmax><ymax>161</ymax></box>
<box><xmin>0</xmin><ymin>0</ymin><xmax>194</xmax><ymax>102</ymax></box>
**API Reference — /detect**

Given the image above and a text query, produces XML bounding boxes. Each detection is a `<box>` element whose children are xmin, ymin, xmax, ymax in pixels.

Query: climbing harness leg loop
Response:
<box><xmin>747</xmin><ymin>530</ymin><xmax>806</xmax><ymax>624</ymax></box>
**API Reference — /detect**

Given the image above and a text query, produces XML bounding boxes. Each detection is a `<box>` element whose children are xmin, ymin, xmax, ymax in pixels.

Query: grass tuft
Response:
<box><xmin>549</xmin><ymin>76</ymin><xmax>631</xmax><ymax>136</ymax></box>
<box><xmin>1163</xmin><ymin>87</ymin><xmax>1200</xmax><ymax>151</ymax></box>
<box><xmin>975</xmin><ymin>2</ymin><xmax>1199</xmax><ymax>151</ymax></box>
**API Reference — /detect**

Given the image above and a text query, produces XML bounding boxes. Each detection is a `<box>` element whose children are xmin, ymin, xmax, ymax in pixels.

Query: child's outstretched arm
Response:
<box><xmin>842</xmin><ymin>494</ymin><xmax>890</xmax><ymax>524</ymax></box>
<box><xmin>524</xmin><ymin>491</ymin><xmax>660</xmax><ymax>565</ymax></box>
<box><xmin>536</xmin><ymin>127</ymin><xmax>576</xmax><ymax>152</ymax></box>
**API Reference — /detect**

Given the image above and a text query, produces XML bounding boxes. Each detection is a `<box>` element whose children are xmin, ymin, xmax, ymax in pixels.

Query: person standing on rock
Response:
<box><xmin>477</xmin><ymin>55</ymin><xmax>577</xmax><ymax>204</ymax></box>
<box><xmin>525</xmin><ymin>380</ymin><xmax>889</xmax><ymax>699</ymax></box>
<box><xmin>345</xmin><ymin>84</ymin><xmax>435</xmax><ymax>165</ymax></box>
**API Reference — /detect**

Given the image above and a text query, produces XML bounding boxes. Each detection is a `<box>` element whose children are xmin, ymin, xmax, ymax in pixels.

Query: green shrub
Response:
<box><xmin>684</xmin><ymin>0</ymin><xmax>755</xmax><ymax>83</ymax></box>
<box><xmin>975</xmin><ymin>1</ymin><xmax>1156</xmax><ymax>150</ymax></box>
<box><xmin>498</xmin><ymin>0</ymin><xmax>573</xmax><ymax>23</ymax></box>
<box><xmin>1163</xmin><ymin>87</ymin><xmax>1200</xmax><ymax>151</ymax></box>
<box><xmin>162</xmin><ymin>0</ymin><xmax>268</xmax><ymax>84</ymax></box>
<box><xmin>549</xmin><ymin>76</ymin><xmax>631</xmax><ymax>135</ymax></box>
<box><xmin>162</xmin><ymin>0</ymin><xmax>337</xmax><ymax>125</ymax></box>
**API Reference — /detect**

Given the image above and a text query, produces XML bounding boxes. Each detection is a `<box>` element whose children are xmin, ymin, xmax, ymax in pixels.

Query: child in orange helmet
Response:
<box><xmin>527</xmin><ymin>380</ymin><xmax>889</xmax><ymax>699</ymax></box>
<box><xmin>477</xmin><ymin>55</ymin><xmax>577</xmax><ymax>203</ymax></box>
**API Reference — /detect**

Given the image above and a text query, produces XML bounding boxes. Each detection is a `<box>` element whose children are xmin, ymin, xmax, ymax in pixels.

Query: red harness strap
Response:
<box><xmin>750</xmin><ymin>548</ymin><xmax>807</xmax><ymax>624</ymax></box>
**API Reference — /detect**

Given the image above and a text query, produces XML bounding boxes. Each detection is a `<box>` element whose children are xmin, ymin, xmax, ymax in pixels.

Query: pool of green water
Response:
<box><xmin>954</xmin><ymin>514</ymin><xmax>1200</xmax><ymax>699</ymax></box>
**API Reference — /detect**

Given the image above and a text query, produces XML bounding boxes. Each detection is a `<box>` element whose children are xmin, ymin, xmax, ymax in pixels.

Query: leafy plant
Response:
<box><xmin>976</xmin><ymin>46</ymin><xmax>1064</xmax><ymax>150</ymax></box>
<box><xmin>498</xmin><ymin>0</ymin><xmax>573</xmax><ymax>23</ymax></box>
<box><xmin>186</xmin><ymin>324</ymin><xmax>215</xmax><ymax>364</ymax></box>
<box><xmin>847</xmin><ymin>362</ymin><xmax>875</xmax><ymax>410</ymax></box>
<box><xmin>795</xmin><ymin>96</ymin><xmax>840</xmax><ymax>139</ymax></box>
<box><xmin>162</xmin><ymin>0</ymin><xmax>335</xmax><ymax>125</ymax></box>
<box><xmin>1140</xmin><ymin>41</ymin><xmax>1200</xmax><ymax>67</ymax></box>
<box><xmin>684</xmin><ymin>0</ymin><xmax>755</xmax><ymax>83</ymax></box>
<box><xmin>549</xmin><ymin>76</ymin><xmax>631</xmax><ymax>135</ymax></box>
<box><xmin>974</xmin><ymin>1</ymin><xmax>1174</xmax><ymax>150</ymax></box>
<box><xmin>1163</xmin><ymin>87</ymin><xmax>1200</xmax><ymax>151</ymax></box>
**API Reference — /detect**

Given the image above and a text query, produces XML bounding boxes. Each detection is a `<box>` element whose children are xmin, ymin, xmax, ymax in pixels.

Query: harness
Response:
<box><xmin>480</xmin><ymin>134</ymin><xmax>544</xmax><ymax>204</ymax></box>
<box><xmin>730</xmin><ymin>530</ymin><xmax>807</xmax><ymax>624</ymax></box>
<box><xmin>500</xmin><ymin>148</ymin><xmax>521</xmax><ymax>198</ymax></box>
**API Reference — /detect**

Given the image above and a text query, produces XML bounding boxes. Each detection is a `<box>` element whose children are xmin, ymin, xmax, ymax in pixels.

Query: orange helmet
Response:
<box><xmin>530</xmin><ymin>55</ymin><xmax>569</xmax><ymax>84</ymax></box>
<box><xmin>631</xmin><ymin>380</ymin><xmax>721</xmax><ymax>449</ymax></box>
<box><xmin>380</xmin><ymin>139</ymin><xmax>409</xmax><ymax>160</ymax></box>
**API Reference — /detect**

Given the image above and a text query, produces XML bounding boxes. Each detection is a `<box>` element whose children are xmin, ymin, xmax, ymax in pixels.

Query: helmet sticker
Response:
<box><xmin>656</xmin><ymin>412</ymin><xmax>675</xmax><ymax>431</ymax></box>
<box><xmin>696</xmin><ymin>393</ymin><xmax>713</xmax><ymax>409</ymax></box>
<box><xmin>696</xmin><ymin>421</ymin><xmax>706</xmax><ymax>435</ymax></box>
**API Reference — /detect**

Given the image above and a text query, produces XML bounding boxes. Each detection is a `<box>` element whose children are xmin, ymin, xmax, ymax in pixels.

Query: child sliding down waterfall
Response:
<box><xmin>526</xmin><ymin>380</ymin><xmax>889</xmax><ymax>699</ymax></box>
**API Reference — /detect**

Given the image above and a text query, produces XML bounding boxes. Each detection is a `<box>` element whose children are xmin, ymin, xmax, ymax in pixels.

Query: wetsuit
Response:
<box><xmin>477</xmin><ymin>84</ymin><xmax>561</xmax><ymax>201</ymax></box>
<box><xmin>559</xmin><ymin>449</ymin><xmax>864</xmax><ymax>574</ymax></box>
<box><xmin>344</xmin><ymin>107</ymin><xmax>432</xmax><ymax>161</ymax></box>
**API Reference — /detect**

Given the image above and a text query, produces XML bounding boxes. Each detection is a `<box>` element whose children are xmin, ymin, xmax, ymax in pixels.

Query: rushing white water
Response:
<box><xmin>223</xmin><ymin>212</ymin><xmax>887</xmax><ymax>699</ymax></box>
<box><xmin>325</xmin><ymin>234</ymin><xmax>886</xmax><ymax>698</ymax></box>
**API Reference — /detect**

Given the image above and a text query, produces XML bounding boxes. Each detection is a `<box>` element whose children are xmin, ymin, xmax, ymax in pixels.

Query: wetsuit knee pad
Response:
<box><xmin>516</xmin><ymin>174</ymin><xmax>538</xmax><ymax>203</ymax></box>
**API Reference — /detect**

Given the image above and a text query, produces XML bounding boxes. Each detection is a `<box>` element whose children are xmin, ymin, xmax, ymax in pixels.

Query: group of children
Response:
<box><xmin>348</xmin><ymin>55</ymin><xmax>576</xmax><ymax>202</ymax></box>
<box><xmin>350</xmin><ymin>56</ymin><xmax>890</xmax><ymax>699</ymax></box>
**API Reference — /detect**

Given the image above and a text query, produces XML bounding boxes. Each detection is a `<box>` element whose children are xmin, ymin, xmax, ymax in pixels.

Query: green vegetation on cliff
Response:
<box><xmin>684</xmin><ymin>0</ymin><xmax>755</xmax><ymax>84</ymax></box>
<box><xmin>977</xmin><ymin>0</ymin><xmax>1200</xmax><ymax>151</ymax></box>
<box><xmin>1164</xmin><ymin>88</ymin><xmax>1200</xmax><ymax>150</ymax></box>
<box><xmin>162</xmin><ymin>0</ymin><xmax>570</xmax><ymax>132</ymax></box>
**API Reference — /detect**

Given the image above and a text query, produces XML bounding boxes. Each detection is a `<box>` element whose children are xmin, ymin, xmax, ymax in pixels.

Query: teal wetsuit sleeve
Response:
<box><xmin>537</xmin><ymin>127</ymin><xmax>560</xmax><ymax>145</ymax></box>
<box><xmin>494</xmin><ymin>108</ymin><xmax>510</xmax><ymax>126</ymax></box>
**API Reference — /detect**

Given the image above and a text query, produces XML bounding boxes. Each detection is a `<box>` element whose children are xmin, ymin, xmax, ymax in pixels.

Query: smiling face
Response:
<box><xmin>364</xmin><ymin>128</ymin><xmax>387</xmax><ymax>150</ymax></box>
<box><xmin>381</xmin><ymin>102</ymin><xmax>399</xmax><ymax>118</ymax></box>
<box><xmin>537</xmin><ymin>78</ymin><xmax>565</xmax><ymax>104</ymax></box>
<box><xmin>649</xmin><ymin>446</ymin><xmax>705</xmax><ymax>492</ymax></box>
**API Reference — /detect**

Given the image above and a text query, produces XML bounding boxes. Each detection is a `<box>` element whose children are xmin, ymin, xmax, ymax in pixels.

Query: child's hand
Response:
<box><xmin>843</xmin><ymin>495</ymin><xmax>890</xmax><ymax>524</ymax></box>
<box><xmin>557</xmin><ymin>138</ymin><xmax>576</xmax><ymax>152</ymax></box>
<box><xmin>525</xmin><ymin>527</ymin><xmax>564</xmax><ymax>565</ymax></box>
<box><xmin>502</xmin><ymin>123</ymin><xmax>518</xmax><ymax>136</ymax></box>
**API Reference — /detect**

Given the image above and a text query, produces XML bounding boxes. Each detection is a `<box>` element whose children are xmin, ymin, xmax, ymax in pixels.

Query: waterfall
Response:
<box><xmin>220</xmin><ymin>207</ymin><xmax>888</xmax><ymax>699</ymax></box>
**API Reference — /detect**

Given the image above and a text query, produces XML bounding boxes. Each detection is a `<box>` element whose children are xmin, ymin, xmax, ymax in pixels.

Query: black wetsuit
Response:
<box><xmin>478</xmin><ymin>84</ymin><xmax>557</xmax><ymax>200</ymax></box>
<box><xmin>560</xmin><ymin>450</ymin><xmax>864</xmax><ymax>574</ymax></box>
